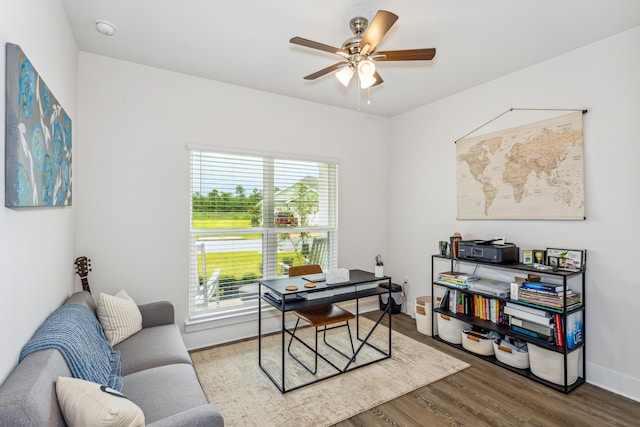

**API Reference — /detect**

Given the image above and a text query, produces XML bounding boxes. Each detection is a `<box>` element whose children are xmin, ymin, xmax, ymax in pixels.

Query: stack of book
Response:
<box><xmin>504</xmin><ymin>302</ymin><xmax>556</xmax><ymax>344</ymax></box>
<box><xmin>517</xmin><ymin>281</ymin><xmax>582</xmax><ymax>310</ymax></box>
<box><xmin>436</xmin><ymin>271</ymin><xmax>479</xmax><ymax>289</ymax></box>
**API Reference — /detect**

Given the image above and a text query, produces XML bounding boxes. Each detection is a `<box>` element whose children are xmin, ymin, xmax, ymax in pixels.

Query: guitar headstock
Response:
<box><xmin>74</xmin><ymin>256</ymin><xmax>92</xmax><ymax>278</ymax></box>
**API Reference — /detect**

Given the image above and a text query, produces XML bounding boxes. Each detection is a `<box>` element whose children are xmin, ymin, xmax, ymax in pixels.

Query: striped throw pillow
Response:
<box><xmin>97</xmin><ymin>290</ymin><xmax>142</xmax><ymax>346</ymax></box>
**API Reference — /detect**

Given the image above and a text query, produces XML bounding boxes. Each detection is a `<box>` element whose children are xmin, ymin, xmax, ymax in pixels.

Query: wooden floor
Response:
<box><xmin>334</xmin><ymin>312</ymin><xmax>640</xmax><ymax>427</ymax></box>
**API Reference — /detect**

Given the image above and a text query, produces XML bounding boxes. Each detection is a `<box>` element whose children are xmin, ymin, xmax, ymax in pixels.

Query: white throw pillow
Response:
<box><xmin>56</xmin><ymin>376</ymin><xmax>145</xmax><ymax>427</ymax></box>
<box><xmin>97</xmin><ymin>290</ymin><xmax>142</xmax><ymax>346</ymax></box>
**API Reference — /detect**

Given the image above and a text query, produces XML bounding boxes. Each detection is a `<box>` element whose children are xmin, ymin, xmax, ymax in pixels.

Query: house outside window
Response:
<box><xmin>189</xmin><ymin>149</ymin><xmax>338</xmax><ymax>319</ymax></box>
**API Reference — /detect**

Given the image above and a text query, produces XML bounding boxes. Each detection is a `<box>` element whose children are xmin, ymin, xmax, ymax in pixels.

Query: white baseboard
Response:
<box><xmin>586</xmin><ymin>362</ymin><xmax>640</xmax><ymax>402</ymax></box>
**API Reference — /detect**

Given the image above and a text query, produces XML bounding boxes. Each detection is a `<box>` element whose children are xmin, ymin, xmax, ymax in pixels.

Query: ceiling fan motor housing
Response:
<box><xmin>350</xmin><ymin>17</ymin><xmax>368</xmax><ymax>36</ymax></box>
<box><xmin>344</xmin><ymin>17</ymin><xmax>368</xmax><ymax>55</ymax></box>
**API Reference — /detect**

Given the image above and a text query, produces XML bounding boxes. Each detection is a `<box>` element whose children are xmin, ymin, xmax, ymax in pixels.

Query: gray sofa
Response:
<box><xmin>0</xmin><ymin>291</ymin><xmax>224</xmax><ymax>426</ymax></box>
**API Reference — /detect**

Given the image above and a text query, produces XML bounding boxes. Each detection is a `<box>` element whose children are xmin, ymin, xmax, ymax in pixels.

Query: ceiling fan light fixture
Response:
<box><xmin>357</xmin><ymin>59</ymin><xmax>376</xmax><ymax>78</ymax></box>
<box><xmin>359</xmin><ymin>73</ymin><xmax>376</xmax><ymax>89</ymax></box>
<box><xmin>335</xmin><ymin>65</ymin><xmax>354</xmax><ymax>86</ymax></box>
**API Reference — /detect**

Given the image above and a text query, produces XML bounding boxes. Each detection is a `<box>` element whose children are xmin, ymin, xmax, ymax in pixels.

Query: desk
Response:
<box><xmin>258</xmin><ymin>269</ymin><xmax>392</xmax><ymax>393</ymax></box>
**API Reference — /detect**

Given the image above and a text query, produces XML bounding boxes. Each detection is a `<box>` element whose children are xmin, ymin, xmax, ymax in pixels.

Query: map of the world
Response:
<box><xmin>456</xmin><ymin>111</ymin><xmax>584</xmax><ymax>220</ymax></box>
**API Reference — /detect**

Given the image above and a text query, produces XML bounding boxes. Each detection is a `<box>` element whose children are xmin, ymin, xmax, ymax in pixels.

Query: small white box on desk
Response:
<box><xmin>326</xmin><ymin>268</ymin><xmax>350</xmax><ymax>284</ymax></box>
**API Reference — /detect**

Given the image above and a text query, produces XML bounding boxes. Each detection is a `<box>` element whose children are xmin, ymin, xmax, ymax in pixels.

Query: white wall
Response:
<box><xmin>75</xmin><ymin>53</ymin><xmax>390</xmax><ymax>350</ymax></box>
<box><xmin>0</xmin><ymin>0</ymin><xmax>78</xmax><ymax>383</ymax></box>
<box><xmin>387</xmin><ymin>26</ymin><xmax>640</xmax><ymax>400</ymax></box>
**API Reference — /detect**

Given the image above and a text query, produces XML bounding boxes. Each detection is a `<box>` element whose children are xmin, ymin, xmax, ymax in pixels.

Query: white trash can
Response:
<box><xmin>415</xmin><ymin>296</ymin><xmax>436</xmax><ymax>336</ymax></box>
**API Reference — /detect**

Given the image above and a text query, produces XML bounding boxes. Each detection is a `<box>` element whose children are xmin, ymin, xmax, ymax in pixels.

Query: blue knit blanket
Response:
<box><xmin>19</xmin><ymin>304</ymin><xmax>123</xmax><ymax>391</ymax></box>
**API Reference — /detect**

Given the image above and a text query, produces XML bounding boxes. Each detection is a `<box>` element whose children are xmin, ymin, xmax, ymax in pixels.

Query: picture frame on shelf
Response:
<box><xmin>546</xmin><ymin>248</ymin><xmax>585</xmax><ymax>271</ymax></box>
<box><xmin>532</xmin><ymin>249</ymin><xmax>546</xmax><ymax>265</ymax></box>
<box><xmin>522</xmin><ymin>250</ymin><xmax>533</xmax><ymax>264</ymax></box>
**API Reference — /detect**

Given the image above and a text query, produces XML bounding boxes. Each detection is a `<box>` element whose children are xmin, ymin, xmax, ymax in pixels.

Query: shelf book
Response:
<box><xmin>440</xmin><ymin>288</ymin><xmax>507</xmax><ymax>325</ymax></box>
<box><xmin>565</xmin><ymin>311</ymin><xmax>584</xmax><ymax>349</ymax></box>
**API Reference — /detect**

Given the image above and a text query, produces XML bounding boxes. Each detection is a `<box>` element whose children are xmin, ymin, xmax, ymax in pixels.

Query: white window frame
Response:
<box><xmin>186</xmin><ymin>145</ymin><xmax>339</xmax><ymax>325</ymax></box>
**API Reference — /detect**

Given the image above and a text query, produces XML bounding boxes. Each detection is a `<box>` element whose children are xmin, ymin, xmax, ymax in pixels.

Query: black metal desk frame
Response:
<box><xmin>258</xmin><ymin>269</ymin><xmax>392</xmax><ymax>393</ymax></box>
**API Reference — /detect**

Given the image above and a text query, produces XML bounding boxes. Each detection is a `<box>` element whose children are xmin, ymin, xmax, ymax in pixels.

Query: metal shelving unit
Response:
<box><xmin>431</xmin><ymin>254</ymin><xmax>586</xmax><ymax>393</ymax></box>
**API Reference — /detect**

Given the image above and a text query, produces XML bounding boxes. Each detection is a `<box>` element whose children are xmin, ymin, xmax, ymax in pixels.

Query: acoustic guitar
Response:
<box><xmin>74</xmin><ymin>256</ymin><xmax>92</xmax><ymax>293</ymax></box>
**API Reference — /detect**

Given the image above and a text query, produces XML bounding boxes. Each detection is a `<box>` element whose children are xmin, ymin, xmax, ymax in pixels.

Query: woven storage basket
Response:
<box><xmin>529</xmin><ymin>344</ymin><xmax>580</xmax><ymax>386</ymax></box>
<box><xmin>493</xmin><ymin>339</ymin><xmax>530</xmax><ymax>369</ymax></box>
<box><xmin>436</xmin><ymin>314</ymin><xmax>470</xmax><ymax>344</ymax></box>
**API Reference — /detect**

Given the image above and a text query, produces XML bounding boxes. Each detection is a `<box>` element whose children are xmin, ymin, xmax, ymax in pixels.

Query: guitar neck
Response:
<box><xmin>81</xmin><ymin>277</ymin><xmax>90</xmax><ymax>292</ymax></box>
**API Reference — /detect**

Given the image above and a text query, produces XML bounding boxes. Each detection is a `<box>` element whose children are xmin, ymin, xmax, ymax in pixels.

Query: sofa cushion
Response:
<box><xmin>115</xmin><ymin>324</ymin><xmax>192</xmax><ymax>376</ymax></box>
<box><xmin>121</xmin><ymin>364</ymin><xmax>210</xmax><ymax>424</ymax></box>
<box><xmin>98</xmin><ymin>290</ymin><xmax>143</xmax><ymax>346</ymax></box>
<box><xmin>56</xmin><ymin>376</ymin><xmax>144</xmax><ymax>427</ymax></box>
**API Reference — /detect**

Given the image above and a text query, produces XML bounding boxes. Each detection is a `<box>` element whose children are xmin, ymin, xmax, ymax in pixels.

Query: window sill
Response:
<box><xmin>184</xmin><ymin>296</ymin><xmax>380</xmax><ymax>334</ymax></box>
<box><xmin>185</xmin><ymin>304</ymin><xmax>272</xmax><ymax>334</ymax></box>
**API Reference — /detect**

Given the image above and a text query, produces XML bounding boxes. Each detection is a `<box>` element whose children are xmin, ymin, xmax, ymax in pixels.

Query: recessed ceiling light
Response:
<box><xmin>95</xmin><ymin>19</ymin><xmax>116</xmax><ymax>36</ymax></box>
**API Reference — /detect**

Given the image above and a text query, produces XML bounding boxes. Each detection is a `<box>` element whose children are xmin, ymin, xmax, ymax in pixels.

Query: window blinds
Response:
<box><xmin>188</xmin><ymin>149</ymin><xmax>338</xmax><ymax>318</ymax></box>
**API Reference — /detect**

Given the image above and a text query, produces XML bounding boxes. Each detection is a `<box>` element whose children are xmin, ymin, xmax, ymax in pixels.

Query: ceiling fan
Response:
<box><xmin>290</xmin><ymin>10</ymin><xmax>436</xmax><ymax>89</ymax></box>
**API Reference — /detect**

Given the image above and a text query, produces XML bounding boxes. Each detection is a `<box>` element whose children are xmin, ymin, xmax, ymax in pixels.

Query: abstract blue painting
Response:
<box><xmin>5</xmin><ymin>43</ymin><xmax>72</xmax><ymax>207</ymax></box>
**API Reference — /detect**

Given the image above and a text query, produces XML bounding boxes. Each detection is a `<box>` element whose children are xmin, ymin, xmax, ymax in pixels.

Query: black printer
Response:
<box><xmin>457</xmin><ymin>239</ymin><xmax>519</xmax><ymax>264</ymax></box>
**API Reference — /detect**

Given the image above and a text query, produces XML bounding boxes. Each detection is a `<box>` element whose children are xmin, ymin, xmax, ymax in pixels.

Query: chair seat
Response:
<box><xmin>294</xmin><ymin>304</ymin><xmax>355</xmax><ymax>327</ymax></box>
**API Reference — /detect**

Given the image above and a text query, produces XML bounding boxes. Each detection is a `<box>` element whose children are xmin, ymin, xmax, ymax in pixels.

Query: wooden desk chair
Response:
<box><xmin>287</xmin><ymin>264</ymin><xmax>355</xmax><ymax>374</ymax></box>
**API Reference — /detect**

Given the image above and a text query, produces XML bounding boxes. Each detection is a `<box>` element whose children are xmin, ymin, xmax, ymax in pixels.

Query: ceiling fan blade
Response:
<box><xmin>359</xmin><ymin>10</ymin><xmax>398</xmax><ymax>56</ymax></box>
<box><xmin>372</xmin><ymin>71</ymin><xmax>384</xmax><ymax>87</ymax></box>
<box><xmin>375</xmin><ymin>48</ymin><xmax>436</xmax><ymax>61</ymax></box>
<box><xmin>290</xmin><ymin>37</ymin><xmax>349</xmax><ymax>57</ymax></box>
<box><xmin>303</xmin><ymin>62</ymin><xmax>345</xmax><ymax>80</ymax></box>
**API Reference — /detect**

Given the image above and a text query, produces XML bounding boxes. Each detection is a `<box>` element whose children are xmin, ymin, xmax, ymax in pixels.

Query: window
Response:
<box><xmin>188</xmin><ymin>148</ymin><xmax>338</xmax><ymax>319</ymax></box>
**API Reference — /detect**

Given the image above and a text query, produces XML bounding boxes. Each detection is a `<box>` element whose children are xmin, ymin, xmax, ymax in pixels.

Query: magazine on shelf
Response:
<box><xmin>467</xmin><ymin>278</ymin><xmax>511</xmax><ymax>297</ymax></box>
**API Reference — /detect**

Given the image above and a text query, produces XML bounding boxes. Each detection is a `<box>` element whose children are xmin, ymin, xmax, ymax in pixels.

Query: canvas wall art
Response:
<box><xmin>5</xmin><ymin>43</ymin><xmax>72</xmax><ymax>207</ymax></box>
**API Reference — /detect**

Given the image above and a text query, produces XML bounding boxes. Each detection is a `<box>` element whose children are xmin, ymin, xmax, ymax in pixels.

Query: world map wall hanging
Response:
<box><xmin>5</xmin><ymin>43</ymin><xmax>72</xmax><ymax>207</ymax></box>
<box><xmin>456</xmin><ymin>110</ymin><xmax>584</xmax><ymax>220</ymax></box>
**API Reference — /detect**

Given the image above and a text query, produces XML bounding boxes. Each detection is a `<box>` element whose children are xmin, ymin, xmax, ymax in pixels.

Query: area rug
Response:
<box><xmin>191</xmin><ymin>317</ymin><xmax>469</xmax><ymax>426</ymax></box>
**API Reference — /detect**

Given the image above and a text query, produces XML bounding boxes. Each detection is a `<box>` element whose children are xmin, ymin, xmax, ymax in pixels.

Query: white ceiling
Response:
<box><xmin>60</xmin><ymin>0</ymin><xmax>640</xmax><ymax>117</ymax></box>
